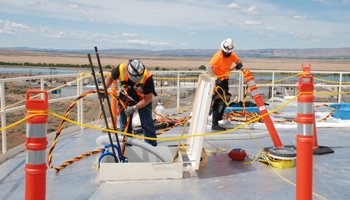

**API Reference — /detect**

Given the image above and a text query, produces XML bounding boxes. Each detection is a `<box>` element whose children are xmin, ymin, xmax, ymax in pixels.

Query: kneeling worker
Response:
<box><xmin>104</xmin><ymin>59</ymin><xmax>157</xmax><ymax>146</ymax></box>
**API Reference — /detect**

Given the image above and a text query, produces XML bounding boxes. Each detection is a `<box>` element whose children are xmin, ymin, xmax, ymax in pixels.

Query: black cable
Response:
<box><xmin>94</xmin><ymin>47</ymin><xmax>122</xmax><ymax>148</ymax></box>
<box><xmin>88</xmin><ymin>53</ymin><xmax>119</xmax><ymax>163</ymax></box>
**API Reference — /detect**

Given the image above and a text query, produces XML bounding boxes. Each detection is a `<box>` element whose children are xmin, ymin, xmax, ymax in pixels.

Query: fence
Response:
<box><xmin>1</xmin><ymin>70</ymin><xmax>349</xmax><ymax>154</ymax></box>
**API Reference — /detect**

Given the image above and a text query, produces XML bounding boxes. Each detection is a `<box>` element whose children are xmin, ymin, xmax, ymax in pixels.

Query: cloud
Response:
<box><xmin>312</xmin><ymin>0</ymin><xmax>329</xmax><ymax>3</ymax></box>
<box><xmin>25</xmin><ymin>1</ymin><xmax>48</xmax><ymax>7</ymax></box>
<box><xmin>60</xmin><ymin>4</ymin><xmax>81</xmax><ymax>10</ymax></box>
<box><xmin>244</xmin><ymin>6</ymin><xmax>258</xmax><ymax>15</ymax></box>
<box><xmin>227</xmin><ymin>3</ymin><xmax>239</xmax><ymax>9</ymax></box>
<box><xmin>127</xmin><ymin>39</ymin><xmax>176</xmax><ymax>47</ymax></box>
<box><xmin>0</xmin><ymin>20</ymin><xmax>31</xmax><ymax>34</ymax></box>
<box><xmin>226</xmin><ymin>3</ymin><xmax>258</xmax><ymax>15</ymax></box>
<box><xmin>257</xmin><ymin>27</ymin><xmax>276</xmax><ymax>39</ymax></box>
<box><xmin>239</xmin><ymin>20</ymin><xmax>261</xmax><ymax>26</ymax></box>
<box><xmin>0</xmin><ymin>1</ymin><xmax>349</xmax><ymax>49</ymax></box>
<box><xmin>289</xmin><ymin>31</ymin><xmax>321</xmax><ymax>45</ymax></box>
<box><xmin>293</xmin><ymin>15</ymin><xmax>306</xmax><ymax>20</ymax></box>
<box><xmin>120</xmin><ymin>33</ymin><xmax>139</xmax><ymax>37</ymax></box>
<box><xmin>39</xmin><ymin>26</ymin><xmax>65</xmax><ymax>38</ymax></box>
<box><xmin>0</xmin><ymin>17</ymin><xmax>177</xmax><ymax>49</ymax></box>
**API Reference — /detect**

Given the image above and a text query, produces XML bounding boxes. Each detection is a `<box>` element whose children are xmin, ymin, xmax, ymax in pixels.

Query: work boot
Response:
<box><xmin>211</xmin><ymin>125</ymin><xmax>226</xmax><ymax>131</ymax></box>
<box><xmin>212</xmin><ymin>106</ymin><xmax>226</xmax><ymax>131</ymax></box>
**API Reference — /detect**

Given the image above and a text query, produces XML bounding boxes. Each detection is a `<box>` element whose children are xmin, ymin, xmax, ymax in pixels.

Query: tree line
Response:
<box><xmin>0</xmin><ymin>61</ymin><xmax>110</xmax><ymax>69</ymax></box>
<box><xmin>0</xmin><ymin>61</ymin><xmax>207</xmax><ymax>71</ymax></box>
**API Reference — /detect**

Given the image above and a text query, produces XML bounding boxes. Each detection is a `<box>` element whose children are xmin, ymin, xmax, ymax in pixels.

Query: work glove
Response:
<box><xmin>236</xmin><ymin>63</ymin><xmax>243</xmax><ymax>70</ymax></box>
<box><xmin>124</xmin><ymin>106</ymin><xmax>137</xmax><ymax>117</ymax></box>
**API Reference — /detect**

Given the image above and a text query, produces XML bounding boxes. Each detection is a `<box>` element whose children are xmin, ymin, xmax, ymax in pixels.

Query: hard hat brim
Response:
<box><xmin>221</xmin><ymin>40</ymin><xmax>234</xmax><ymax>53</ymax></box>
<box><xmin>128</xmin><ymin>73</ymin><xmax>143</xmax><ymax>82</ymax></box>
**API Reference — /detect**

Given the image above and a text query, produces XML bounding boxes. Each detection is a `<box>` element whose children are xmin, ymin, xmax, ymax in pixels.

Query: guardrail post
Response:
<box><xmin>0</xmin><ymin>82</ymin><xmax>7</xmax><ymax>153</ymax></box>
<box><xmin>296</xmin><ymin>67</ymin><xmax>314</xmax><ymax>200</ymax></box>
<box><xmin>177</xmin><ymin>72</ymin><xmax>180</xmax><ymax>108</ymax></box>
<box><xmin>25</xmin><ymin>90</ymin><xmax>48</xmax><ymax>200</ymax></box>
<box><xmin>77</xmin><ymin>73</ymin><xmax>84</xmax><ymax>130</ymax></box>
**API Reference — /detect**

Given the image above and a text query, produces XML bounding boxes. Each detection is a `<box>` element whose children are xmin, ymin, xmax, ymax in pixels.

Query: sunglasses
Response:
<box><xmin>223</xmin><ymin>45</ymin><xmax>233</xmax><ymax>52</ymax></box>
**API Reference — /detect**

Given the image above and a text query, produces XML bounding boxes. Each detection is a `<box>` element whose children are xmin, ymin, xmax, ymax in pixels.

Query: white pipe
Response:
<box><xmin>157</xmin><ymin>130</ymin><xmax>270</xmax><ymax>140</ymax></box>
<box><xmin>96</xmin><ymin>135</ymin><xmax>170</xmax><ymax>162</ymax></box>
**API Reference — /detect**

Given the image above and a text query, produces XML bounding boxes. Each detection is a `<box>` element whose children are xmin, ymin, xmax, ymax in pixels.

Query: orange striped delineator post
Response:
<box><xmin>301</xmin><ymin>63</ymin><xmax>334</xmax><ymax>155</ymax></box>
<box><xmin>25</xmin><ymin>90</ymin><xmax>49</xmax><ymax>200</ymax></box>
<box><xmin>296</xmin><ymin>72</ymin><xmax>314</xmax><ymax>200</ymax></box>
<box><xmin>243</xmin><ymin>70</ymin><xmax>283</xmax><ymax>147</ymax></box>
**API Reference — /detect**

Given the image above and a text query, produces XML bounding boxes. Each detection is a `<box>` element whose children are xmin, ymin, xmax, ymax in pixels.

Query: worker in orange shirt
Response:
<box><xmin>207</xmin><ymin>38</ymin><xmax>243</xmax><ymax>131</ymax></box>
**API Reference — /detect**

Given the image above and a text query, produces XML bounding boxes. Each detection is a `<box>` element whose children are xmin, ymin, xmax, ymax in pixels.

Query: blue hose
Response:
<box><xmin>98</xmin><ymin>144</ymin><xmax>128</xmax><ymax>167</ymax></box>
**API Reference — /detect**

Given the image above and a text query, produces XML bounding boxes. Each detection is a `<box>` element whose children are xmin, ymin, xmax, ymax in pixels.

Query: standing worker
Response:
<box><xmin>207</xmin><ymin>38</ymin><xmax>243</xmax><ymax>131</ymax></box>
<box><xmin>104</xmin><ymin>59</ymin><xmax>157</xmax><ymax>146</ymax></box>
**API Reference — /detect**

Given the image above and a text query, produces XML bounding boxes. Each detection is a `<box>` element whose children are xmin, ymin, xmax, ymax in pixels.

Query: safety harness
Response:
<box><xmin>119</xmin><ymin>63</ymin><xmax>152</xmax><ymax>100</ymax></box>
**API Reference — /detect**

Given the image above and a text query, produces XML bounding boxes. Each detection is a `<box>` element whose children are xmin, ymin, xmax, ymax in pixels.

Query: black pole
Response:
<box><xmin>94</xmin><ymin>47</ymin><xmax>121</xmax><ymax>146</ymax></box>
<box><xmin>88</xmin><ymin>53</ymin><xmax>119</xmax><ymax>163</ymax></box>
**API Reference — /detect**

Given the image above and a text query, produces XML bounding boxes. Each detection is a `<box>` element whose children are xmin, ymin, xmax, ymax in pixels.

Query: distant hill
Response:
<box><xmin>1</xmin><ymin>47</ymin><xmax>350</xmax><ymax>59</ymax></box>
<box><xmin>236</xmin><ymin>48</ymin><xmax>350</xmax><ymax>59</ymax></box>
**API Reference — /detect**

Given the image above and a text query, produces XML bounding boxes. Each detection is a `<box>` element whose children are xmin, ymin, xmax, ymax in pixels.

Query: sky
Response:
<box><xmin>0</xmin><ymin>0</ymin><xmax>350</xmax><ymax>51</ymax></box>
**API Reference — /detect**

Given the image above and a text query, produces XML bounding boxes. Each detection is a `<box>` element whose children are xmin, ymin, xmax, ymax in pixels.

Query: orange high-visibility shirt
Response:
<box><xmin>210</xmin><ymin>50</ymin><xmax>240</xmax><ymax>80</ymax></box>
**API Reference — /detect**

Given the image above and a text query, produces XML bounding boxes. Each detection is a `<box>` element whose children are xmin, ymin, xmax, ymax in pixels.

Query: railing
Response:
<box><xmin>0</xmin><ymin>73</ymin><xmax>85</xmax><ymax>154</ymax></box>
<box><xmin>249</xmin><ymin>70</ymin><xmax>350</xmax><ymax>103</ymax></box>
<box><xmin>1</xmin><ymin>69</ymin><xmax>349</xmax><ymax>154</ymax></box>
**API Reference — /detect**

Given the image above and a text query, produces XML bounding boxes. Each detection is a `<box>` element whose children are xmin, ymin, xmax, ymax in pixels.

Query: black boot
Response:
<box><xmin>212</xmin><ymin>125</ymin><xmax>226</xmax><ymax>131</ymax></box>
<box><xmin>211</xmin><ymin>109</ymin><xmax>226</xmax><ymax>131</ymax></box>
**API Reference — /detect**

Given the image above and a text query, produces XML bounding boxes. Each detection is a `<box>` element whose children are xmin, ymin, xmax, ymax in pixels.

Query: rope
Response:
<box><xmin>53</xmin><ymin>149</ymin><xmax>102</xmax><ymax>174</ymax></box>
<box><xmin>47</xmin><ymin>89</ymin><xmax>125</xmax><ymax>171</ymax></box>
<box><xmin>246</xmin><ymin>150</ymin><xmax>327</xmax><ymax>200</ymax></box>
<box><xmin>2</xmin><ymin>70</ymin><xmax>348</xmax><ymax>178</ymax></box>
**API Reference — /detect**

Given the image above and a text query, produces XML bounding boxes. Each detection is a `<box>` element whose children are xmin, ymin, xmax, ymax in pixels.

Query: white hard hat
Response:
<box><xmin>221</xmin><ymin>38</ymin><xmax>235</xmax><ymax>53</ymax></box>
<box><xmin>127</xmin><ymin>59</ymin><xmax>145</xmax><ymax>82</ymax></box>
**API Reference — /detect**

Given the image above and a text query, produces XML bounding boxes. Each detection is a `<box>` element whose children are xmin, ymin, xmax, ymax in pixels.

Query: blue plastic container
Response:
<box><xmin>224</xmin><ymin>106</ymin><xmax>259</xmax><ymax>114</ymax></box>
<box><xmin>329</xmin><ymin>103</ymin><xmax>350</xmax><ymax>120</ymax></box>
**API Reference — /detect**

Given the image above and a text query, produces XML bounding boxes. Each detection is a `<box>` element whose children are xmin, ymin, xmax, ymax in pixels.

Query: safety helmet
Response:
<box><xmin>221</xmin><ymin>38</ymin><xmax>235</xmax><ymax>53</ymax></box>
<box><xmin>127</xmin><ymin>59</ymin><xmax>145</xmax><ymax>82</ymax></box>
